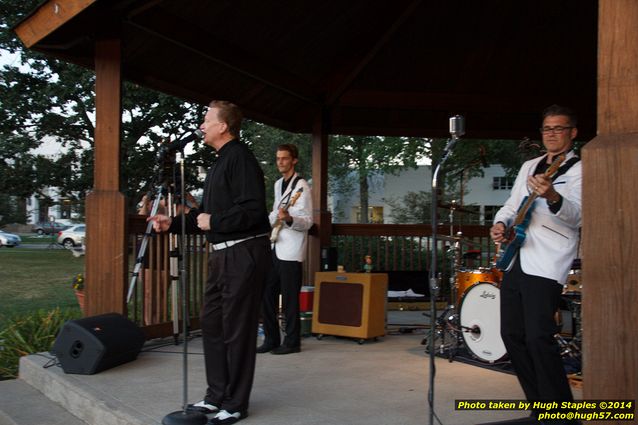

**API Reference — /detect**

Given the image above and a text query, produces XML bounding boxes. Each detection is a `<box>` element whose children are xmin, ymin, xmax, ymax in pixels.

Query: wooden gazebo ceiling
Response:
<box><xmin>17</xmin><ymin>0</ymin><xmax>598</xmax><ymax>140</ymax></box>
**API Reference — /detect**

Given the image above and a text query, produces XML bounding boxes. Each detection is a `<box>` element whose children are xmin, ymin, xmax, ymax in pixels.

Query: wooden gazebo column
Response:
<box><xmin>308</xmin><ymin>108</ymin><xmax>332</xmax><ymax>283</ymax></box>
<box><xmin>582</xmin><ymin>0</ymin><xmax>637</xmax><ymax>408</ymax></box>
<box><xmin>85</xmin><ymin>38</ymin><xmax>127</xmax><ymax>316</ymax></box>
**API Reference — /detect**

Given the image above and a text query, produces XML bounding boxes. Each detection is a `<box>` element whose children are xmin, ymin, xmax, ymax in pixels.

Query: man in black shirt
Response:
<box><xmin>150</xmin><ymin>100</ymin><xmax>271</xmax><ymax>424</ymax></box>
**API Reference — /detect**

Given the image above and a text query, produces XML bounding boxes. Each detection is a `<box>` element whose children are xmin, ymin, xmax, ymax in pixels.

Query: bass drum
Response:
<box><xmin>459</xmin><ymin>282</ymin><xmax>507</xmax><ymax>363</ymax></box>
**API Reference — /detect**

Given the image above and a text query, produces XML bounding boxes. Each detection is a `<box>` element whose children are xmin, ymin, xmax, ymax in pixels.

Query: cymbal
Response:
<box><xmin>434</xmin><ymin>234</ymin><xmax>477</xmax><ymax>246</ymax></box>
<box><xmin>437</xmin><ymin>203</ymin><xmax>480</xmax><ymax>215</ymax></box>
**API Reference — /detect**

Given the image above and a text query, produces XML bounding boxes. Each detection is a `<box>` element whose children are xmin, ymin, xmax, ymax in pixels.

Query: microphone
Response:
<box><xmin>443</xmin><ymin>114</ymin><xmax>465</xmax><ymax>153</ymax></box>
<box><xmin>461</xmin><ymin>325</ymin><xmax>481</xmax><ymax>335</ymax></box>
<box><xmin>449</xmin><ymin>115</ymin><xmax>465</xmax><ymax>138</ymax></box>
<box><xmin>162</xmin><ymin>129</ymin><xmax>204</xmax><ymax>153</ymax></box>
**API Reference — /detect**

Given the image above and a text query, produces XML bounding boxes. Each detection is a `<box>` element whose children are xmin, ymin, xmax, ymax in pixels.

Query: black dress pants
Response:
<box><xmin>200</xmin><ymin>236</ymin><xmax>271</xmax><ymax>413</ymax></box>
<box><xmin>261</xmin><ymin>248</ymin><xmax>303</xmax><ymax>348</ymax></box>
<box><xmin>500</xmin><ymin>255</ymin><xmax>573</xmax><ymax>406</ymax></box>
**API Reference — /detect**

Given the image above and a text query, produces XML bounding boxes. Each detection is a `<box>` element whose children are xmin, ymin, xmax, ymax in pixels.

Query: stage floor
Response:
<box><xmin>7</xmin><ymin>311</ymin><xmax>582</xmax><ymax>425</ymax></box>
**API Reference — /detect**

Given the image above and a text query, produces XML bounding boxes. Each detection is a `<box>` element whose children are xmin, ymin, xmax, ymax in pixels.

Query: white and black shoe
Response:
<box><xmin>186</xmin><ymin>400</ymin><xmax>219</xmax><ymax>415</ymax></box>
<box><xmin>208</xmin><ymin>409</ymin><xmax>247</xmax><ymax>424</ymax></box>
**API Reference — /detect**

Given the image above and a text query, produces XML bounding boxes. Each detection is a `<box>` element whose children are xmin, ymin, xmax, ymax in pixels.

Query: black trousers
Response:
<box><xmin>201</xmin><ymin>236</ymin><xmax>271</xmax><ymax>413</ymax></box>
<box><xmin>261</xmin><ymin>248</ymin><xmax>303</xmax><ymax>348</ymax></box>
<box><xmin>500</xmin><ymin>255</ymin><xmax>573</xmax><ymax>405</ymax></box>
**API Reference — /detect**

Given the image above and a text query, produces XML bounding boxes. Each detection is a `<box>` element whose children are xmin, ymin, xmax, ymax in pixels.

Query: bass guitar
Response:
<box><xmin>495</xmin><ymin>154</ymin><xmax>566</xmax><ymax>270</ymax></box>
<box><xmin>270</xmin><ymin>187</ymin><xmax>303</xmax><ymax>242</ymax></box>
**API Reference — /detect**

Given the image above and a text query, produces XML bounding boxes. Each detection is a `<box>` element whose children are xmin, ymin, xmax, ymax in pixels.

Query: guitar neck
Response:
<box><xmin>513</xmin><ymin>193</ymin><xmax>539</xmax><ymax>226</ymax></box>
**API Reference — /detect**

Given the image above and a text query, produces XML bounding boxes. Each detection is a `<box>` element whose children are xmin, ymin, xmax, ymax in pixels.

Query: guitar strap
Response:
<box><xmin>551</xmin><ymin>156</ymin><xmax>580</xmax><ymax>182</ymax></box>
<box><xmin>278</xmin><ymin>176</ymin><xmax>301</xmax><ymax>209</ymax></box>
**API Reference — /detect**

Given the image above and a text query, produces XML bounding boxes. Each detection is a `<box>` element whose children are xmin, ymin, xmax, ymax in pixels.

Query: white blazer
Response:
<box><xmin>269</xmin><ymin>173</ymin><xmax>313</xmax><ymax>262</ymax></box>
<box><xmin>494</xmin><ymin>151</ymin><xmax>582</xmax><ymax>284</ymax></box>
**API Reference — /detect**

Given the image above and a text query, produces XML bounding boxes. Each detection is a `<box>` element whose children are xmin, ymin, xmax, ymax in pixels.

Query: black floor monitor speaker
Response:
<box><xmin>52</xmin><ymin>313</ymin><xmax>146</xmax><ymax>375</ymax></box>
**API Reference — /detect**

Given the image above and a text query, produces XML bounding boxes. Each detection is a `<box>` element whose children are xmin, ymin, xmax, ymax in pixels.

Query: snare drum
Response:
<box><xmin>456</xmin><ymin>269</ymin><xmax>498</xmax><ymax>304</ymax></box>
<box><xmin>459</xmin><ymin>282</ymin><xmax>508</xmax><ymax>362</ymax></box>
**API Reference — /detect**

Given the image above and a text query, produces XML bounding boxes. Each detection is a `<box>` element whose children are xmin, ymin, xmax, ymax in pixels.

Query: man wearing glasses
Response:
<box><xmin>490</xmin><ymin>105</ymin><xmax>581</xmax><ymax>422</ymax></box>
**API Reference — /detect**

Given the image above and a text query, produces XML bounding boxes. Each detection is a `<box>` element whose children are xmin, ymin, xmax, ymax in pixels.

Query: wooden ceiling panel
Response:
<box><xmin>15</xmin><ymin>0</ymin><xmax>598</xmax><ymax>139</ymax></box>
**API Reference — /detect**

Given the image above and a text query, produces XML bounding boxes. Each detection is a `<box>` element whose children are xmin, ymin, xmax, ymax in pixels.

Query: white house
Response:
<box><xmin>331</xmin><ymin>164</ymin><xmax>514</xmax><ymax>225</ymax></box>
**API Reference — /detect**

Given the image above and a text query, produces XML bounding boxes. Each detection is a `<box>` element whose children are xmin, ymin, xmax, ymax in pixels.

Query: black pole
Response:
<box><xmin>162</xmin><ymin>152</ymin><xmax>206</xmax><ymax>425</ymax></box>
<box><xmin>427</xmin><ymin>115</ymin><xmax>464</xmax><ymax>425</ymax></box>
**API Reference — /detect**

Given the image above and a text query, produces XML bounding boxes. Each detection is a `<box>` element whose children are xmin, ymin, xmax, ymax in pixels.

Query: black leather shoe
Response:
<box><xmin>256</xmin><ymin>343</ymin><xmax>277</xmax><ymax>353</ymax></box>
<box><xmin>271</xmin><ymin>345</ymin><xmax>301</xmax><ymax>355</ymax></box>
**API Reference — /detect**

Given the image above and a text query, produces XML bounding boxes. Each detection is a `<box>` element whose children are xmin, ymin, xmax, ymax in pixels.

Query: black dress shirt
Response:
<box><xmin>171</xmin><ymin>139</ymin><xmax>270</xmax><ymax>243</ymax></box>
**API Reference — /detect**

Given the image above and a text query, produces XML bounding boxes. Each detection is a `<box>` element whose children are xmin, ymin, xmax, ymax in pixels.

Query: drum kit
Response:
<box><xmin>423</xmin><ymin>203</ymin><xmax>583</xmax><ymax>368</ymax></box>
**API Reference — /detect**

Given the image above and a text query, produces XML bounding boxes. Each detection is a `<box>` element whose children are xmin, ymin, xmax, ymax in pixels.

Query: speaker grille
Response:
<box><xmin>317</xmin><ymin>282</ymin><xmax>363</xmax><ymax>326</ymax></box>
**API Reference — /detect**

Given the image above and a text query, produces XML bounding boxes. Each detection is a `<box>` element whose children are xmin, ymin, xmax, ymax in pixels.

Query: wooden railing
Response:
<box><xmin>127</xmin><ymin>215</ymin><xmax>493</xmax><ymax>338</ymax></box>
<box><xmin>331</xmin><ymin>224</ymin><xmax>494</xmax><ymax>272</ymax></box>
<box><xmin>127</xmin><ymin>215</ymin><xmax>208</xmax><ymax>339</ymax></box>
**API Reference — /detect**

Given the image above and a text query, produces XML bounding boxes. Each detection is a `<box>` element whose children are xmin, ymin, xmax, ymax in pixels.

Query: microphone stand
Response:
<box><xmin>427</xmin><ymin>118</ymin><xmax>462</xmax><ymax>425</ymax></box>
<box><xmin>163</xmin><ymin>151</ymin><xmax>206</xmax><ymax>425</ymax></box>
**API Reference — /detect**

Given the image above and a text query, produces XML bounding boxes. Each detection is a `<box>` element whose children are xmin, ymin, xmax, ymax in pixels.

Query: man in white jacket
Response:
<box><xmin>490</xmin><ymin>105</ymin><xmax>581</xmax><ymax>420</ymax></box>
<box><xmin>258</xmin><ymin>144</ymin><xmax>313</xmax><ymax>355</ymax></box>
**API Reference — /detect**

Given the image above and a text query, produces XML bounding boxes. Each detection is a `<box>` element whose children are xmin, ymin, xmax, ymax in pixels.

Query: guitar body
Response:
<box><xmin>270</xmin><ymin>224</ymin><xmax>283</xmax><ymax>242</ymax></box>
<box><xmin>496</xmin><ymin>204</ymin><xmax>532</xmax><ymax>270</ymax></box>
<box><xmin>270</xmin><ymin>188</ymin><xmax>303</xmax><ymax>242</ymax></box>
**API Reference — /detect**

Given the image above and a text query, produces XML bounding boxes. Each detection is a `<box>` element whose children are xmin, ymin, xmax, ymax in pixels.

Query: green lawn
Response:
<box><xmin>0</xmin><ymin>249</ymin><xmax>84</xmax><ymax>324</ymax></box>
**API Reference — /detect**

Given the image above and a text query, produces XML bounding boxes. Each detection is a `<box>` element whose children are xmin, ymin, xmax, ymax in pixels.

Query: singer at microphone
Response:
<box><xmin>147</xmin><ymin>101</ymin><xmax>271</xmax><ymax>422</ymax></box>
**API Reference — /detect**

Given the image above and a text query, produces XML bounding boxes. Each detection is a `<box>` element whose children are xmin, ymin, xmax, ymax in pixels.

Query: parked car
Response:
<box><xmin>0</xmin><ymin>230</ymin><xmax>21</xmax><ymax>248</ymax></box>
<box><xmin>31</xmin><ymin>221</ymin><xmax>69</xmax><ymax>235</ymax></box>
<box><xmin>56</xmin><ymin>224</ymin><xmax>86</xmax><ymax>249</ymax></box>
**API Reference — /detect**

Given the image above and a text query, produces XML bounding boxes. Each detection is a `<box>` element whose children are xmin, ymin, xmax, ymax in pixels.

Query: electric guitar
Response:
<box><xmin>270</xmin><ymin>188</ymin><xmax>303</xmax><ymax>242</ymax></box>
<box><xmin>495</xmin><ymin>154</ymin><xmax>566</xmax><ymax>270</ymax></box>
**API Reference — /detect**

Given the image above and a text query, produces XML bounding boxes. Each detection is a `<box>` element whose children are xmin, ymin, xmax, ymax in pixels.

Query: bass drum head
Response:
<box><xmin>459</xmin><ymin>282</ymin><xmax>507</xmax><ymax>363</ymax></box>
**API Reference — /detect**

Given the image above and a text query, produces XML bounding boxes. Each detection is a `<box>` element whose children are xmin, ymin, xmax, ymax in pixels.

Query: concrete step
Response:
<box><xmin>0</xmin><ymin>379</ymin><xmax>87</xmax><ymax>425</ymax></box>
<box><xmin>17</xmin><ymin>354</ymin><xmax>157</xmax><ymax>425</ymax></box>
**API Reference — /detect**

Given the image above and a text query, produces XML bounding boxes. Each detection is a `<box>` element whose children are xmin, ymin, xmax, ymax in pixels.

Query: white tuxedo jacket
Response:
<box><xmin>269</xmin><ymin>173</ymin><xmax>313</xmax><ymax>262</ymax></box>
<box><xmin>494</xmin><ymin>151</ymin><xmax>582</xmax><ymax>284</ymax></box>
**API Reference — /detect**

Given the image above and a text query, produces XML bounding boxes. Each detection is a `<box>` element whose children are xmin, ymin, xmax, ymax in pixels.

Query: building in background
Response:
<box><xmin>330</xmin><ymin>165</ymin><xmax>513</xmax><ymax>225</ymax></box>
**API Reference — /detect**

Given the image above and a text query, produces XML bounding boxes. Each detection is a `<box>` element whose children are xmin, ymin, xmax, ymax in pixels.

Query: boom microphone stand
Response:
<box><xmin>427</xmin><ymin>115</ymin><xmax>464</xmax><ymax>425</ymax></box>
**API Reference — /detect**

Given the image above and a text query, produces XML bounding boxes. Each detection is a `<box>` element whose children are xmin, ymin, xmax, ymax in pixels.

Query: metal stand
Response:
<box><xmin>162</xmin><ymin>152</ymin><xmax>206</xmax><ymax>425</ymax></box>
<box><xmin>426</xmin><ymin>115</ymin><xmax>464</xmax><ymax>425</ymax></box>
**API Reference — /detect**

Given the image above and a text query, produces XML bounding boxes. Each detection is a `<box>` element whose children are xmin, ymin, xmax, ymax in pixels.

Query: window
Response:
<box><xmin>492</xmin><ymin>176</ymin><xmax>514</xmax><ymax>190</ymax></box>
<box><xmin>352</xmin><ymin>206</ymin><xmax>384</xmax><ymax>223</ymax></box>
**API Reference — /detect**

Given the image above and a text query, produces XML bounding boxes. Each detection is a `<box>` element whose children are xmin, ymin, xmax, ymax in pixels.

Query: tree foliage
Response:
<box><xmin>0</xmin><ymin>1</ymin><xmax>208</xmax><ymax>223</ymax></box>
<box><xmin>328</xmin><ymin>135</ymin><xmax>428</xmax><ymax>223</ymax></box>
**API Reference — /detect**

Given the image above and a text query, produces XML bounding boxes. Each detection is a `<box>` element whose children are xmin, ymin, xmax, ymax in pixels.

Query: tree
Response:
<box><xmin>328</xmin><ymin>135</ymin><xmax>428</xmax><ymax>223</ymax></box>
<box><xmin>0</xmin><ymin>1</ymin><xmax>208</xmax><ymax>222</ymax></box>
<box><xmin>241</xmin><ymin>121</ymin><xmax>312</xmax><ymax>209</ymax></box>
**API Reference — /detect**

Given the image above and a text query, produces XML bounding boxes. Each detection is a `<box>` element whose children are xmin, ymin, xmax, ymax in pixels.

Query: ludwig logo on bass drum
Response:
<box><xmin>480</xmin><ymin>290</ymin><xmax>496</xmax><ymax>299</ymax></box>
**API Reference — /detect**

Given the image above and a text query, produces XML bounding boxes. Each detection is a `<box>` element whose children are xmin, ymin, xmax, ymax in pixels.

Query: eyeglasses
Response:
<box><xmin>540</xmin><ymin>126</ymin><xmax>573</xmax><ymax>134</ymax></box>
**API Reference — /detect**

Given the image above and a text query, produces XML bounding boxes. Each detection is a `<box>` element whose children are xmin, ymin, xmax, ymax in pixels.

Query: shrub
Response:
<box><xmin>0</xmin><ymin>308</ymin><xmax>81</xmax><ymax>380</ymax></box>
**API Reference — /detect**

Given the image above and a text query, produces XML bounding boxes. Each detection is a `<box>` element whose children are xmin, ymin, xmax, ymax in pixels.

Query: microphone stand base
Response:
<box><xmin>162</xmin><ymin>410</ymin><xmax>208</xmax><ymax>425</ymax></box>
